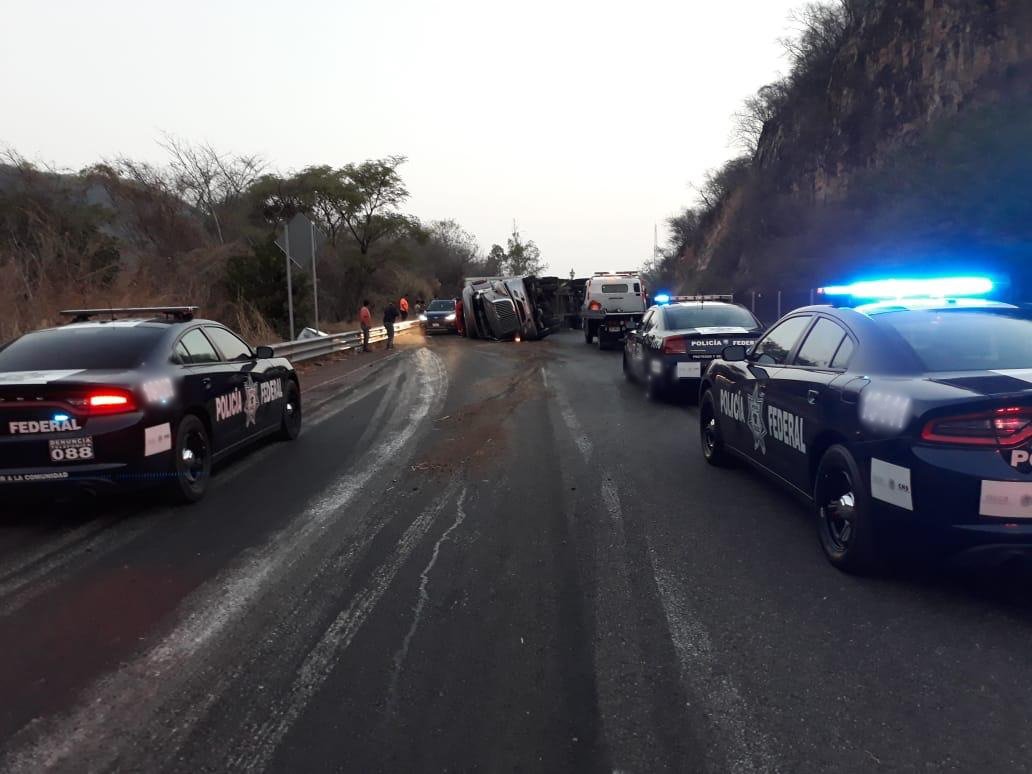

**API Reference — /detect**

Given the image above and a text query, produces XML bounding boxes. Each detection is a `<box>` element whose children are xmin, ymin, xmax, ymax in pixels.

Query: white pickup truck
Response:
<box><xmin>581</xmin><ymin>272</ymin><xmax>648</xmax><ymax>350</ymax></box>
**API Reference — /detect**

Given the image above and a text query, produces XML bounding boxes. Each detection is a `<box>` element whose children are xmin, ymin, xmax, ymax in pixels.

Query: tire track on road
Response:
<box><xmin>0</xmin><ymin>364</ymin><xmax>399</xmax><ymax>620</ymax></box>
<box><xmin>1</xmin><ymin>348</ymin><xmax>448</xmax><ymax>774</ymax></box>
<box><xmin>234</xmin><ymin>480</ymin><xmax>468</xmax><ymax>772</ymax></box>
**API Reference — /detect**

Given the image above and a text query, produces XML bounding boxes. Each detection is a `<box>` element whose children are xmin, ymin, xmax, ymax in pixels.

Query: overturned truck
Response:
<box><xmin>462</xmin><ymin>276</ymin><xmax>561</xmax><ymax>341</ymax></box>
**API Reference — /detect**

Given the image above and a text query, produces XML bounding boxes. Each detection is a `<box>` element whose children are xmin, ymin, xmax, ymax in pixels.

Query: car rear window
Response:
<box><xmin>601</xmin><ymin>284</ymin><xmax>628</xmax><ymax>293</ymax></box>
<box><xmin>0</xmin><ymin>326</ymin><xmax>165</xmax><ymax>370</ymax></box>
<box><xmin>427</xmin><ymin>300</ymin><xmax>455</xmax><ymax>311</ymax></box>
<box><xmin>664</xmin><ymin>305</ymin><xmax>760</xmax><ymax>330</ymax></box>
<box><xmin>877</xmin><ymin>310</ymin><xmax>1032</xmax><ymax>372</ymax></box>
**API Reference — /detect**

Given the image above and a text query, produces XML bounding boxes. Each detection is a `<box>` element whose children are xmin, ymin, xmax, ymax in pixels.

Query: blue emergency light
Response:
<box><xmin>53</xmin><ymin>414</ymin><xmax>71</xmax><ymax>422</ymax></box>
<box><xmin>653</xmin><ymin>293</ymin><xmax>671</xmax><ymax>305</ymax></box>
<box><xmin>819</xmin><ymin>276</ymin><xmax>993</xmax><ymax>300</ymax></box>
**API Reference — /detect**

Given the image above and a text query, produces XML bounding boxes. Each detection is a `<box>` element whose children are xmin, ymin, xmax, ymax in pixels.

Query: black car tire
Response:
<box><xmin>168</xmin><ymin>414</ymin><xmax>211</xmax><ymax>504</ymax></box>
<box><xmin>814</xmin><ymin>444</ymin><xmax>880</xmax><ymax>574</ymax></box>
<box><xmin>276</xmin><ymin>381</ymin><xmax>302</xmax><ymax>441</ymax></box>
<box><xmin>700</xmin><ymin>390</ymin><xmax>732</xmax><ymax>467</ymax></box>
<box><xmin>584</xmin><ymin>322</ymin><xmax>594</xmax><ymax>345</ymax></box>
<box><xmin>597</xmin><ymin>330</ymin><xmax>608</xmax><ymax>351</ymax></box>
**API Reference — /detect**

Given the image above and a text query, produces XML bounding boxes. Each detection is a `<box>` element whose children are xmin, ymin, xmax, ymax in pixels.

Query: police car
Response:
<box><xmin>623</xmin><ymin>296</ymin><xmax>762</xmax><ymax>399</ymax></box>
<box><xmin>698</xmin><ymin>279</ymin><xmax>1032</xmax><ymax>572</ymax></box>
<box><xmin>0</xmin><ymin>307</ymin><xmax>301</xmax><ymax>503</ymax></box>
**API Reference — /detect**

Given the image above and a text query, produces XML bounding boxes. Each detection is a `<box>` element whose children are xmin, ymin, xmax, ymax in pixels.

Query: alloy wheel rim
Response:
<box><xmin>821</xmin><ymin>471</ymin><xmax>856</xmax><ymax>550</ymax></box>
<box><xmin>181</xmin><ymin>430</ymin><xmax>208</xmax><ymax>484</ymax></box>
<box><xmin>704</xmin><ymin>417</ymin><xmax>717</xmax><ymax>455</ymax></box>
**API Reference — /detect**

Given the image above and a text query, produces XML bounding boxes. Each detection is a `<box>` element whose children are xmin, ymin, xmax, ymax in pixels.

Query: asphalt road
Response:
<box><xmin>3</xmin><ymin>330</ymin><xmax>1032</xmax><ymax>773</ymax></box>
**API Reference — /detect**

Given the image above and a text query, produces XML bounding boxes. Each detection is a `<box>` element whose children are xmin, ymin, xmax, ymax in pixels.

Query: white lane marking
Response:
<box><xmin>387</xmin><ymin>488</ymin><xmax>469</xmax><ymax>709</ymax></box>
<box><xmin>547</xmin><ymin>367</ymin><xmax>667</xmax><ymax>769</ymax></box>
<box><xmin>649</xmin><ymin>557</ymin><xmax>778</xmax><ymax>773</ymax></box>
<box><xmin>545</xmin><ymin>367</ymin><xmax>593</xmax><ymax>460</ymax></box>
<box><xmin>2</xmin><ymin>348</ymin><xmax>448</xmax><ymax>774</ymax></box>
<box><xmin>234</xmin><ymin>480</ymin><xmax>466</xmax><ymax>772</ymax></box>
<box><xmin>550</xmin><ymin>363</ymin><xmax>776</xmax><ymax>772</ymax></box>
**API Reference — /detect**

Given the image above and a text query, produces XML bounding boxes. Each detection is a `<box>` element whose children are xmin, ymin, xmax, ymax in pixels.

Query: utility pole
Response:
<box><xmin>653</xmin><ymin>223</ymin><xmax>658</xmax><ymax>262</ymax></box>
<box><xmin>284</xmin><ymin>222</ymin><xmax>295</xmax><ymax>341</ymax></box>
<box><xmin>310</xmin><ymin>220</ymin><xmax>319</xmax><ymax>331</ymax></box>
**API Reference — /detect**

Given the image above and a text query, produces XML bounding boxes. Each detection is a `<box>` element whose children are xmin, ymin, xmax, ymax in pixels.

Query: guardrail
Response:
<box><xmin>270</xmin><ymin>320</ymin><xmax>422</xmax><ymax>363</ymax></box>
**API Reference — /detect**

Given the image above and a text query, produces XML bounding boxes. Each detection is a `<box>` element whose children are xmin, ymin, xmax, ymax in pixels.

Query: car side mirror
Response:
<box><xmin>722</xmin><ymin>344</ymin><xmax>748</xmax><ymax>362</ymax></box>
<box><xmin>255</xmin><ymin>345</ymin><xmax>275</xmax><ymax>359</ymax></box>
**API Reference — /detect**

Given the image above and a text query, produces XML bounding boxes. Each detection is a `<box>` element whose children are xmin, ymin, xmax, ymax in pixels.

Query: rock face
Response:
<box><xmin>690</xmin><ymin>0</ymin><xmax>1032</xmax><ymax>290</ymax></box>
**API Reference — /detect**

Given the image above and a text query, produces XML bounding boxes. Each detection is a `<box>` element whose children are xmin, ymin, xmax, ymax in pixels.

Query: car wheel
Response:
<box><xmin>597</xmin><ymin>330</ymin><xmax>607</xmax><ymax>351</ymax></box>
<box><xmin>814</xmin><ymin>445</ymin><xmax>880</xmax><ymax>574</ymax></box>
<box><xmin>276</xmin><ymin>381</ymin><xmax>302</xmax><ymax>441</ymax></box>
<box><xmin>700</xmin><ymin>390</ymin><xmax>732</xmax><ymax>467</ymax></box>
<box><xmin>168</xmin><ymin>414</ymin><xmax>211</xmax><ymax>504</ymax></box>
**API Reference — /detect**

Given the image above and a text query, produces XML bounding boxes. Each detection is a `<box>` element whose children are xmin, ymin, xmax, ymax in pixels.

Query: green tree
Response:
<box><xmin>503</xmin><ymin>222</ymin><xmax>545</xmax><ymax>276</ymax></box>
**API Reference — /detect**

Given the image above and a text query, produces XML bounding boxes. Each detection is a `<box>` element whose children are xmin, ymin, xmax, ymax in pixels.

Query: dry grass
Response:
<box><xmin>0</xmin><ymin>244</ymin><xmax>280</xmax><ymax>344</ymax></box>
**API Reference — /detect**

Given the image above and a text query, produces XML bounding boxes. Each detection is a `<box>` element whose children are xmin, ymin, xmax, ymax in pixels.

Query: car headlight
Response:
<box><xmin>418</xmin><ymin>314</ymin><xmax>427</xmax><ymax>321</ymax></box>
<box><xmin>445</xmin><ymin>313</ymin><xmax>456</xmax><ymax>321</ymax></box>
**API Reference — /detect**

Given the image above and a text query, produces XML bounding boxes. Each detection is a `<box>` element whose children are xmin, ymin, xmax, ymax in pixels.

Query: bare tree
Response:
<box><xmin>732</xmin><ymin>80</ymin><xmax>791</xmax><ymax>154</ymax></box>
<box><xmin>694</xmin><ymin>156</ymin><xmax>752</xmax><ymax>210</ymax></box>
<box><xmin>158</xmin><ymin>133</ymin><xmax>266</xmax><ymax>244</ymax></box>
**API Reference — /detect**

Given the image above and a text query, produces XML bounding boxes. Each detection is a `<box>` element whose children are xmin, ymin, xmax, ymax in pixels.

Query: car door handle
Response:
<box><xmin>807</xmin><ymin>388</ymin><xmax>820</xmax><ymax>405</ymax></box>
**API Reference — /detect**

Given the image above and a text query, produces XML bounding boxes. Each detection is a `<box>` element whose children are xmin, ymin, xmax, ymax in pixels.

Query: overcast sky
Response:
<box><xmin>0</xmin><ymin>0</ymin><xmax>799</xmax><ymax>277</ymax></box>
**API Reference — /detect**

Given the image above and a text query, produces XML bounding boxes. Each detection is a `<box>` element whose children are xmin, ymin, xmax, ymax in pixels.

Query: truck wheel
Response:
<box><xmin>584</xmin><ymin>323</ymin><xmax>594</xmax><ymax>345</ymax></box>
<box><xmin>814</xmin><ymin>445</ymin><xmax>881</xmax><ymax>574</ymax></box>
<box><xmin>700</xmin><ymin>390</ymin><xmax>732</xmax><ymax>466</ymax></box>
<box><xmin>597</xmin><ymin>330</ymin><xmax>607</xmax><ymax>351</ymax></box>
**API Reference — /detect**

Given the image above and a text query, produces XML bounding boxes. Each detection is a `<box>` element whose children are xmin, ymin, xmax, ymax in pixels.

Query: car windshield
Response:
<box><xmin>427</xmin><ymin>300</ymin><xmax>455</xmax><ymax>311</ymax></box>
<box><xmin>877</xmin><ymin>309</ymin><xmax>1032</xmax><ymax>371</ymax></box>
<box><xmin>664</xmin><ymin>305</ymin><xmax>760</xmax><ymax>331</ymax></box>
<box><xmin>0</xmin><ymin>326</ymin><xmax>165</xmax><ymax>370</ymax></box>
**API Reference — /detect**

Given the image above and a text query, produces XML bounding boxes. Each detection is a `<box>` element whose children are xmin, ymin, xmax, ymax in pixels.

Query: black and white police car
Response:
<box><xmin>0</xmin><ymin>307</ymin><xmax>300</xmax><ymax>503</ymax></box>
<box><xmin>623</xmin><ymin>296</ymin><xmax>762</xmax><ymax>399</ymax></box>
<box><xmin>699</xmin><ymin>286</ymin><xmax>1032</xmax><ymax>572</ymax></box>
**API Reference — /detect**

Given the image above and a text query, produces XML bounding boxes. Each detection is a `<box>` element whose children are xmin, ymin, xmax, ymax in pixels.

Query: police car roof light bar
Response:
<box><xmin>817</xmin><ymin>277</ymin><xmax>993</xmax><ymax>300</ymax></box>
<box><xmin>60</xmin><ymin>306</ymin><xmax>199</xmax><ymax>322</ymax></box>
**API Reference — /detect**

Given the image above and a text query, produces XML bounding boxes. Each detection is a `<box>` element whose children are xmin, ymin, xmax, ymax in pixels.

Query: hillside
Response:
<box><xmin>675</xmin><ymin>0</ymin><xmax>1032</xmax><ymax>298</ymax></box>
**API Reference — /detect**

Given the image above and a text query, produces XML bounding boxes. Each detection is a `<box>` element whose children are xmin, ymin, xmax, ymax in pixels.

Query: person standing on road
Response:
<box><xmin>383</xmin><ymin>300</ymin><xmax>399</xmax><ymax>350</ymax></box>
<box><xmin>399</xmin><ymin>296</ymin><xmax>410</xmax><ymax>321</ymax></box>
<box><xmin>454</xmin><ymin>297</ymin><xmax>466</xmax><ymax>336</ymax></box>
<box><xmin>359</xmin><ymin>299</ymin><xmax>372</xmax><ymax>352</ymax></box>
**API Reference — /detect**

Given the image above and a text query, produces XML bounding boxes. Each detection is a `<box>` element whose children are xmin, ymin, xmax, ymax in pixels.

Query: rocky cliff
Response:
<box><xmin>686</xmin><ymin>0</ymin><xmax>1032</xmax><ymax>295</ymax></box>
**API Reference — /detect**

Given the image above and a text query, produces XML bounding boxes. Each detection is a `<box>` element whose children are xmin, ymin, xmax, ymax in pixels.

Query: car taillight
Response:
<box><xmin>921</xmin><ymin>406</ymin><xmax>1032</xmax><ymax>447</ymax></box>
<box><xmin>589</xmin><ymin>300</ymin><xmax>602</xmax><ymax>311</ymax></box>
<box><xmin>85</xmin><ymin>389</ymin><xmax>138</xmax><ymax>415</ymax></box>
<box><xmin>663</xmin><ymin>336</ymin><xmax>688</xmax><ymax>355</ymax></box>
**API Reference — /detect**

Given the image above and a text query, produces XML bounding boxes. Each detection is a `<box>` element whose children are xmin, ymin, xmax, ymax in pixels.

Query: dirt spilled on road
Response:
<box><xmin>411</xmin><ymin>344</ymin><xmax>555</xmax><ymax>476</ymax></box>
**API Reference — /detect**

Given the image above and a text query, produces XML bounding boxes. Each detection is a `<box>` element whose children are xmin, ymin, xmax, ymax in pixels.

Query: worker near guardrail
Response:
<box><xmin>399</xmin><ymin>296</ymin><xmax>410</xmax><ymax>321</ymax></box>
<box><xmin>360</xmin><ymin>299</ymin><xmax>372</xmax><ymax>352</ymax></box>
<box><xmin>383</xmin><ymin>300</ymin><xmax>399</xmax><ymax>350</ymax></box>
